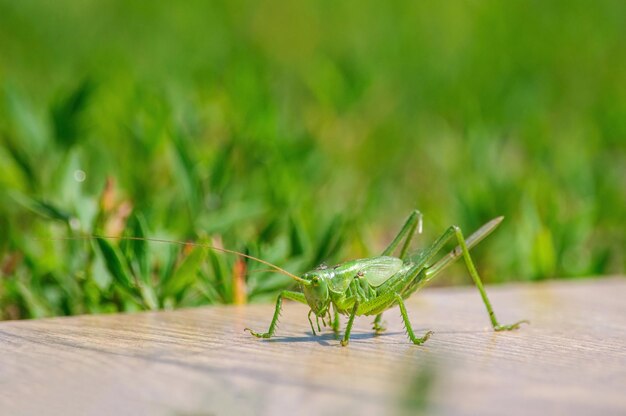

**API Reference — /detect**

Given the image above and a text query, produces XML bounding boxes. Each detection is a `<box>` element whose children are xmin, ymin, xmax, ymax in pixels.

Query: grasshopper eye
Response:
<box><xmin>311</xmin><ymin>276</ymin><xmax>319</xmax><ymax>285</ymax></box>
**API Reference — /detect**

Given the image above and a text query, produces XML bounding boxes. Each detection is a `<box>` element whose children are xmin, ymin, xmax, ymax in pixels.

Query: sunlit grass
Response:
<box><xmin>0</xmin><ymin>0</ymin><xmax>624</xmax><ymax>319</ymax></box>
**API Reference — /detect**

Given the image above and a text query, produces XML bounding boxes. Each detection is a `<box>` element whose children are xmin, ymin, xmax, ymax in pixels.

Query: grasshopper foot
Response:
<box><xmin>244</xmin><ymin>328</ymin><xmax>271</xmax><ymax>339</ymax></box>
<box><xmin>372</xmin><ymin>313</ymin><xmax>386</xmax><ymax>334</ymax></box>
<box><xmin>340</xmin><ymin>339</ymin><xmax>349</xmax><ymax>347</ymax></box>
<box><xmin>494</xmin><ymin>320</ymin><xmax>529</xmax><ymax>331</ymax></box>
<box><xmin>410</xmin><ymin>330</ymin><xmax>433</xmax><ymax>345</ymax></box>
<box><xmin>372</xmin><ymin>321</ymin><xmax>387</xmax><ymax>334</ymax></box>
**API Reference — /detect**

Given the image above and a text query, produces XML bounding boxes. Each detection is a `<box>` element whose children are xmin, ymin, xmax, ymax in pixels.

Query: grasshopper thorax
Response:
<box><xmin>301</xmin><ymin>270</ymin><xmax>333</xmax><ymax>316</ymax></box>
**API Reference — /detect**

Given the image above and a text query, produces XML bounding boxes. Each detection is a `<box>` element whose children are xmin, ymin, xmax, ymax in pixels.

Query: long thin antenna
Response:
<box><xmin>47</xmin><ymin>235</ymin><xmax>310</xmax><ymax>285</ymax></box>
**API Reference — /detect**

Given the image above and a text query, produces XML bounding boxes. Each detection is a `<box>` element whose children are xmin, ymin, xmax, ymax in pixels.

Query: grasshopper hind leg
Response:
<box><xmin>382</xmin><ymin>209</ymin><xmax>423</xmax><ymax>259</ymax></box>
<box><xmin>449</xmin><ymin>226</ymin><xmax>529</xmax><ymax>331</ymax></box>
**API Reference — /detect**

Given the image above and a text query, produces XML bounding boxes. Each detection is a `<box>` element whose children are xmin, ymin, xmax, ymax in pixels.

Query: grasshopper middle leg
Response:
<box><xmin>341</xmin><ymin>301</ymin><xmax>360</xmax><ymax>346</ymax></box>
<box><xmin>395</xmin><ymin>294</ymin><xmax>433</xmax><ymax>345</ymax></box>
<box><xmin>373</xmin><ymin>209</ymin><xmax>423</xmax><ymax>334</ymax></box>
<box><xmin>331</xmin><ymin>305</ymin><xmax>340</xmax><ymax>337</ymax></box>
<box><xmin>372</xmin><ymin>313</ymin><xmax>386</xmax><ymax>334</ymax></box>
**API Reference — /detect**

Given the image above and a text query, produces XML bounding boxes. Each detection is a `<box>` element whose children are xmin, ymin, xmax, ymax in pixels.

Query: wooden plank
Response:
<box><xmin>1</xmin><ymin>278</ymin><xmax>625</xmax><ymax>416</ymax></box>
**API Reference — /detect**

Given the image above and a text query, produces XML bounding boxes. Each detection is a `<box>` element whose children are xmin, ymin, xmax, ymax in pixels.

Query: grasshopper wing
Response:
<box><xmin>358</xmin><ymin>256</ymin><xmax>405</xmax><ymax>287</ymax></box>
<box><xmin>329</xmin><ymin>256</ymin><xmax>405</xmax><ymax>292</ymax></box>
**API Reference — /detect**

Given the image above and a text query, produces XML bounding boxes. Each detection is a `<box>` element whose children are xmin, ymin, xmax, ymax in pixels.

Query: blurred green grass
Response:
<box><xmin>0</xmin><ymin>0</ymin><xmax>624</xmax><ymax>319</ymax></box>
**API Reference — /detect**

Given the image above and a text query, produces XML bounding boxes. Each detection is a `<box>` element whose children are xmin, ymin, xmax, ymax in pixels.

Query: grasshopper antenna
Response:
<box><xmin>45</xmin><ymin>235</ymin><xmax>310</xmax><ymax>285</ymax></box>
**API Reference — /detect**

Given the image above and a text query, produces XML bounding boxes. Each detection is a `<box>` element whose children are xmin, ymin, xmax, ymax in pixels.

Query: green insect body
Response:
<box><xmin>301</xmin><ymin>256</ymin><xmax>407</xmax><ymax>317</ymax></box>
<box><xmin>245</xmin><ymin>210</ymin><xmax>528</xmax><ymax>346</ymax></box>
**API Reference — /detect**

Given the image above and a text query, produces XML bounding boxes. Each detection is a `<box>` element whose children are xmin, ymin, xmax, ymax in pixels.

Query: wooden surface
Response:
<box><xmin>1</xmin><ymin>278</ymin><xmax>625</xmax><ymax>416</ymax></box>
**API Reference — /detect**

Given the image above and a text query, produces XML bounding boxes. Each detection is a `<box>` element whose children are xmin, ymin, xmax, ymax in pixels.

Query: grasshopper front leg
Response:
<box><xmin>245</xmin><ymin>291</ymin><xmax>307</xmax><ymax>339</ymax></box>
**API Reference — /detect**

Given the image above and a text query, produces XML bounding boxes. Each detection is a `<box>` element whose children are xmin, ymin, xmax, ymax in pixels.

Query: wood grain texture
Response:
<box><xmin>1</xmin><ymin>278</ymin><xmax>625</xmax><ymax>416</ymax></box>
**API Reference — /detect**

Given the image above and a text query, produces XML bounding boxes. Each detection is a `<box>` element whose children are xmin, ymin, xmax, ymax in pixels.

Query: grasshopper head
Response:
<box><xmin>302</xmin><ymin>272</ymin><xmax>330</xmax><ymax>316</ymax></box>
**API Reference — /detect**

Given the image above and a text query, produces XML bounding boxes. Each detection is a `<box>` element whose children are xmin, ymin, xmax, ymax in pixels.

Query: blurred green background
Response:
<box><xmin>0</xmin><ymin>0</ymin><xmax>624</xmax><ymax>319</ymax></box>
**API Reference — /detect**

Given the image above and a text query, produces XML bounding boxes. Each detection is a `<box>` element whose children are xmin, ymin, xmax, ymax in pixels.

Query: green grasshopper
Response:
<box><xmin>245</xmin><ymin>210</ymin><xmax>528</xmax><ymax>346</ymax></box>
<box><xmin>54</xmin><ymin>210</ymin><xmax>526</xmax><ymax>346</ymax></box>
